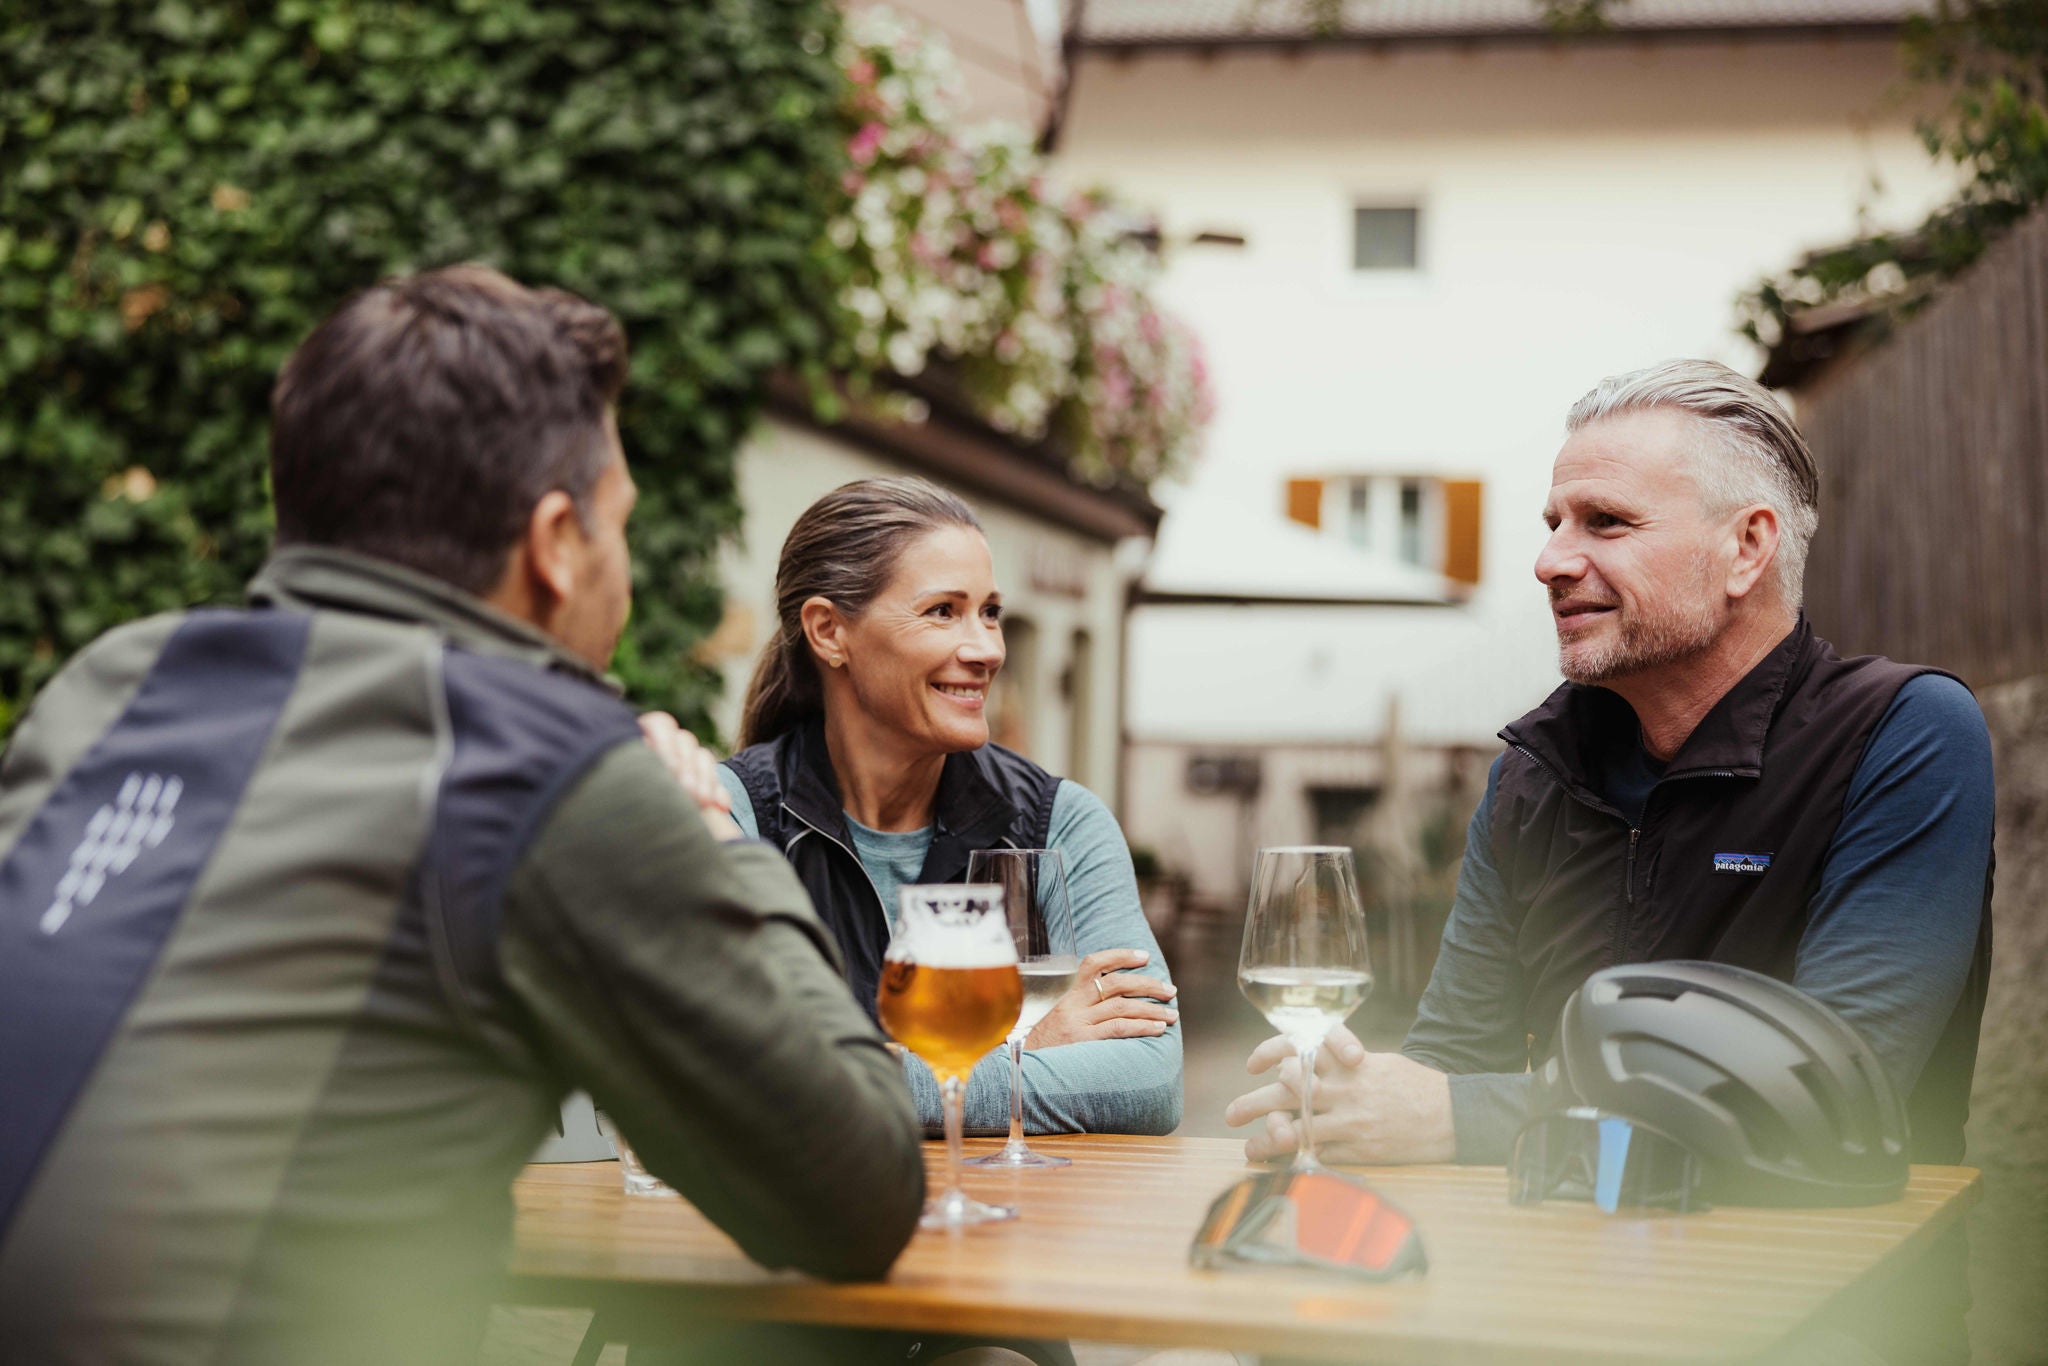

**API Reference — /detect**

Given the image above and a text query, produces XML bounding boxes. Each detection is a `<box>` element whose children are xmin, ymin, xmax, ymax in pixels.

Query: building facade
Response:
<box><xmin>1052</xmin><ymin>0</ymin><xmax>1958</xmax><ymax>900</ymax></box>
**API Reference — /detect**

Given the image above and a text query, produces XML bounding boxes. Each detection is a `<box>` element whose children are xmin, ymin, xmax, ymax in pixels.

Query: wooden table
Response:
<box><xmin>507</xmin><ymin>1135</ymin><xmax>1978</xmax><ymax>1364</ymax></box>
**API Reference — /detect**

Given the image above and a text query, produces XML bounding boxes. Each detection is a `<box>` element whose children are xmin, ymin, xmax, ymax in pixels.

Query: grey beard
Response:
<box><xmin>1558</xmin><ymin>565</ymin><xmax>1723</xmax><ymax>686</ymax></box>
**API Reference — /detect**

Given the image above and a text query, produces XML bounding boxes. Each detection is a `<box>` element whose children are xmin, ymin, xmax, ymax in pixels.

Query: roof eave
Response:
<box><xmin>762</xmin><ymin>374</ymin><xmax>1163</xmax><ymax>544</ymax></box>
<box><xmin>1077</xmin><ymin>21</ymin><xmax>1910</xmax><ymax>55</ymax></box>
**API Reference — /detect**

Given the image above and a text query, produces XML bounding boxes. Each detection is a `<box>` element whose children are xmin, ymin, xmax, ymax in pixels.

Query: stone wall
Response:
<box><xmin>1966</xmin><ymin>675</ymin><xmax>2048</xmax><ymax>1364</ymax></box>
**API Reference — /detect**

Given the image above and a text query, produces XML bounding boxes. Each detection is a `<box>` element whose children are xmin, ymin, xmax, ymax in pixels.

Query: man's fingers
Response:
<box><xmin>638</xmin><ymin>711</ymin><xmax>681</xmax><ymax>740</ymax></box>
<box><xmin>1093</xmin><ymin>972</ymin><xmax>1176</xmax><ymax>1003</ymax></box>
<box><xmin>1244</xmin><ymin>1112</ymin><xmax>1298</xmax><ymax>1163</ymax></box>
<box><xmin>1223</xmin><ymin>1082</ymin><xmax>1298</xmax><ymax>1128</ymax></box>
<box><xmin>683</xmin><ymin>750</ymin><xmax>732</xmax><ymax>811</ymax></box>
<box><xmin>698</xmin><ymin>808</ymin><xmax>744</xmax><ymax>843</ymax></box>
<box><xmin>1099</xmin><ymin>1017</ymin><xmax>1170</xmax><ymax>1039</ymax></box>
<box><xmin>637</xmin><ymin>711</ymin><xmax>735</xmax><ymax>815</ymax></box>
<box><xmin>1325</xmin><ymin>1023</ymin><xmax>1367</xmax><ymax>1067</ymax></box>
<box><xmin>1246</xmin><ymin>1034</ymin><xmax>1296</xmax><ymax>1075</ymax></box>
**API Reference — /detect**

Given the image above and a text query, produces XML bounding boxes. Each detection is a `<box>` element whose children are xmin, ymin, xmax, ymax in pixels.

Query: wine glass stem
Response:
<box><xmin>1297</xmin><ymin>1041</ymin><xmax>1320</xmax><ymax>1169</ymax></box>
<box><xmin>1004</xmin><ymin>1033</ymin><xmax>1026</xmax><ymax>1150</ymax></box>
<box><xmin>941</xmin><ymin>1074</ymin><xmax>968</xmax><ymax>1204</ymax></box>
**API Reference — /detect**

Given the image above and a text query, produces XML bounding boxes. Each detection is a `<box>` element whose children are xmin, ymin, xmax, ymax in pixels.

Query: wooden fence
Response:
<box><xmin>1798</xmin><ymin>203</ymin><xmax>2048</xmax><ymax>688</ymax></box>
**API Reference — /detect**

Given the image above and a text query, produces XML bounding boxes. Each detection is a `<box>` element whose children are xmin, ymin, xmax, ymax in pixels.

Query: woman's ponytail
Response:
<box><xmin>737</xmin><ymin>631</ymin><xmax>819</xmax><ymax>750</ymax></box>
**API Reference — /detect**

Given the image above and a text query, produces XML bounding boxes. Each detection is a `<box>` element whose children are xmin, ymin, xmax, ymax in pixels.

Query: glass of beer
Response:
<box><xmin>879</xmin><ymin>883</ymin><xmax>1023</xmax><ymax>1228</ymax></box>
<box><xmin>962</xmin><ymin>849</ymin><xmax>1079</xmax><ymax>1170</ymax></box>
<box><xmin>1238</xmin><ymin>846</ymin><xmax>1373</xmax><ymax>1172</ymax></box>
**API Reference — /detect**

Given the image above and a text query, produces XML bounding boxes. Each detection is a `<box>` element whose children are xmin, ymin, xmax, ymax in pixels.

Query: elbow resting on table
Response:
<box><xmin>752</xmin><ymin>1135</ymin><xmax>926</xmax><ymax>1283</ymax></box>
<box><xmin>1130</xmin><ymin>1079</ymin><xmax>1183</xmax><ymax>1135</ymax></box>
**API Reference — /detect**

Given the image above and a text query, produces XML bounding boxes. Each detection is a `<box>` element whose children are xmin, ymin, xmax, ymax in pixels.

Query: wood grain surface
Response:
<box><xmin>506</xmin><ymin>1135</ymin><xmax>1978</xmax><ymax>1364</ymax></box>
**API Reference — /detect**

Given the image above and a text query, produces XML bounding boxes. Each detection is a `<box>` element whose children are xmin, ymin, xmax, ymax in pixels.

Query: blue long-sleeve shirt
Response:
<box><xmin>717</xmin><ymin>767</ymin><xmax>1183</xmax><ymax>1137</ymax></box>
<box><xmin>1405</xmin><ymin>673</ymin><xmax>1994</xmax><ymax>1162</ymax></box>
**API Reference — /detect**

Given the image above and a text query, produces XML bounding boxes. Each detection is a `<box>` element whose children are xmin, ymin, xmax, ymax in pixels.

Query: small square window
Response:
<box><xmin>1352</xmin><ymin>206</ymin><xmax>1419</xmax><ymax>271</ymax></box>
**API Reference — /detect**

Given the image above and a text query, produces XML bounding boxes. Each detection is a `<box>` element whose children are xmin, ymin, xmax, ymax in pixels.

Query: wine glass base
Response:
<box><xmin>963</xmin><ymin>1142</ymin><xmax>1071</xmax><ymax>1170</ymax></box>
<box><xmin>919</xmin><ymin>1188</ymin><xmax>1018</xmax><ymax>1229</ymax></box>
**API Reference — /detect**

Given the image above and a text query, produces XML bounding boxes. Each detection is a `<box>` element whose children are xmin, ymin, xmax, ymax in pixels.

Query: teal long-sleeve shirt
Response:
<box><xmin>717</xmin><ymin>768</ymin><xmax>1184</xmax><ymax>1136</ymax></box>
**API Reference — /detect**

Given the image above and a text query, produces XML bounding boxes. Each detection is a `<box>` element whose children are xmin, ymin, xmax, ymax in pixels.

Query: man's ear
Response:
<box><xmin>1726</xmin><ymin>504</ymin><xmax>1780</xmax><ymax>602</ymax></box>
<box><xmin>799</xmin><ymin>595</ymin><xmax>846</xmax><ymax>672</ymax></box>
<box><xmin>524</xmin><ymin>490</ymin><xmax>585</xmax><ymax>608</ymax></box>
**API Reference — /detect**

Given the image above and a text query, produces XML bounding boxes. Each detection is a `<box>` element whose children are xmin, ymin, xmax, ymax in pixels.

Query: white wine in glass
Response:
<box><xmin>963</xmin><ymin>849</ymin><xmax>1079</xmax><ymax>1171</ymax></box>
<box><xmin>1238</xmin><ymin>846</ymin><xmax>1373</xmax><ymax>1172</ymax></box>
<box><xmin>877</xmin><ymin>884</ymin><xmax>1022</xmax><ymax>1227</ymax></box>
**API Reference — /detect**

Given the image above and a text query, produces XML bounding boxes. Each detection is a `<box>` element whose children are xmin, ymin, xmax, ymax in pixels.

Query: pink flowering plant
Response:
<box><xmin>830</xmin><ymin>8</ymin><xmax>1211</xmax><ymax>487</ymax></box>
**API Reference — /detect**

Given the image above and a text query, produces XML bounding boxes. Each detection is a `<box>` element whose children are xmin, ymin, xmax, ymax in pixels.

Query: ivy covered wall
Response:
<box><xmin>0</xmin><ymin>0</ymin><xmax>853</xmax><ymax>734</ymax></box>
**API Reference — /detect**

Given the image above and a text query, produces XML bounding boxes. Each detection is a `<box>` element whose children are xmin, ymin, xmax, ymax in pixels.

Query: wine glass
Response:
<box><xmin>878</xmin><ymin>883</ymin><xmax>1024</xmax><ymax>1228</ymax></box>
<box><xmin>1238</xmin><ymin>845</ymin><xmax>1373</xmax><ymax>1172</ymax></box>
<box><xmin>962</xmin><ymin>849</ymin><xmax>1080</xmax><ymax>1170</ymax></box>
<box><xmin>593</xmin><ymin>1109</ymin><xmax>675</xmax><ymax>1197</ymax></box>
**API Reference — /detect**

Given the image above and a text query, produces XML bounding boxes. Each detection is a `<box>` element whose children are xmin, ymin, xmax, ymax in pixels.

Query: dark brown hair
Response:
<box><xmin>269</xmin><ymin>263</ymin><xmax>628</xmax><ymax>594</ymax></box>
<box><xmin>738</xmin><ymin>476</ymin><xmax>982</xmax><ymax>749</ymax></box>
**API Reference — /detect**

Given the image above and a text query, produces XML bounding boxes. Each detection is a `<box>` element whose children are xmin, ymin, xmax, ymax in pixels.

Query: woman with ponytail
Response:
<box><xmin>718</xmin><ymin>477</ymin><xmax>1182</xmax><ymax>1141</ymax></box>
<box><xmin>651</xmin><ymin>477</ymin><xmax>1183</xmax><ymax>1366</ymax></box>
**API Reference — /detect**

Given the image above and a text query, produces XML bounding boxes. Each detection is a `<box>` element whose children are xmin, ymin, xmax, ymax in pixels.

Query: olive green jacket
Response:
<box><xmin>0</xmin><ymin>546</ymin><xmax>923</xmax><ymax>1366</ymax></box>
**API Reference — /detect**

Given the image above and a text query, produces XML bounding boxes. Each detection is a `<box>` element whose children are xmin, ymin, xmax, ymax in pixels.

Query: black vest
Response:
<box><xmin>723</xmin><ymin>717</ymin><xmax>1061</xmax><ymax>1022</ymax></box>
<box><xmin>1491</xmin><ymin>618</ymin><xmax>1993</xmax><ymax>1163</ymax></box>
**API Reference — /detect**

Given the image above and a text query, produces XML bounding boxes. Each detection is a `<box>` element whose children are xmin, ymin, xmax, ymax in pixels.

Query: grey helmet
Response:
<box><xmin>1537</xmin><ymin>961</ymin><xmax>1910</xmax><ymax>1207</ymax></box>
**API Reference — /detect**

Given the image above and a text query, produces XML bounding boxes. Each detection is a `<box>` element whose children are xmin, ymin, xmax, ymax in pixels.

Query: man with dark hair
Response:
<box><xmin>0</xmin><ymin>265</ymin><xmax>925</xmax><ymax>1366</ymax></box>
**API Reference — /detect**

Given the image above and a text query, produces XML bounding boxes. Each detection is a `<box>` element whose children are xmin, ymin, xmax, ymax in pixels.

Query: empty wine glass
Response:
<box><xmin>1238</xmin><ymin>845</ymin><xmax>1373</xmax><ymax>1172</ymax></box>
<box><xmin>878</xmin><ymin>883</ymin><xmax>1023</xmax><ymax>1227</ymax></box>
<box><xmin>962</xmin><ymin>849</ymin><xmax>1079</xmax><ymax>1170</ymax></box>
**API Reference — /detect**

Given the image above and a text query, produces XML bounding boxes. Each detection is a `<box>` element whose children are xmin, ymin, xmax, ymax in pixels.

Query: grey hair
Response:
<box><xmin>1565</xmin><ymin>359</ymin><xmax>1820</xmax><ymax>604</ymax></box>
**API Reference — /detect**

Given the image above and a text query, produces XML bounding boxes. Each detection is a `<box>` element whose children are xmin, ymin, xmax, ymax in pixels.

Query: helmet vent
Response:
<box><xmin>1791</xmin><ymin>1062</ymin><xmax>1855</xmax><ymax>1153</ymax></box>
<box><xmin>1703</xmin><ymin>1080</ymin><xmax>1793</xmax><ymax>1166</ymax></box>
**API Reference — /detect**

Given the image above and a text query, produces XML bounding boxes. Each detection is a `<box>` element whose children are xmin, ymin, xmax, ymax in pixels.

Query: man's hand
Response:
<box><xmin>1024</xmin><ymin>948</ymin><xmax>1178</xmax><ymax>1048</ymax></box>
<box><xmin>637</xmin><ymin>712</ymin><xmax>743</xmax><ymax>842</ymax></box>
<box><xmin>1224</xmin><ymin>1024</ymin><xmax>1455</xmax><ymax>1165</ymax></box>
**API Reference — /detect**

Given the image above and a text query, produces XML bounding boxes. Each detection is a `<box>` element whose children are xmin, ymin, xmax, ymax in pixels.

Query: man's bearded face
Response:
<box><xmin>1537</xmin><ymin>409</ymin><xmax>1730</xmax><ymax>687</ymax></box>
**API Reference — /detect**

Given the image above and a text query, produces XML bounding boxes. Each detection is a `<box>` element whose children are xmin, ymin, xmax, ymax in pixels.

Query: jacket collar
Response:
<box><xmin>777</xmin><ymin>714</ymin><xmax>1017</xmax><ymax>856</ymax></box>
<box><xmin>246</xmin><ymin>545</ymin><xmax>621</xmax><ymax>695</ymax></box>
<box><xmin>1501</xmin><ymin>615</ymin><xmax>1814</xmax><ymax>798</ymax></box>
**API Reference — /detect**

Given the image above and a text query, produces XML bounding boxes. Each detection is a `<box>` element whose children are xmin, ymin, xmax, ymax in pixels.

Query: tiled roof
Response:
<box><xmin>1079</xmin><ymin>0</ymin><xmax>1929</xmax><ymax>46</ymax></box>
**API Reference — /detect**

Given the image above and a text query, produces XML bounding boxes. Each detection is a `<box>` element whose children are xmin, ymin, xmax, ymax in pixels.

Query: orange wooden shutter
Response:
<box><xmin>1285</xmin><ymin>478</ymin><xmax>1323</xmax><ymax>529</ymax></box>
<box><xmin>1441</xmin><ymin>479</ymin><xmax>1483</xmax><ymax>584</ymax></box>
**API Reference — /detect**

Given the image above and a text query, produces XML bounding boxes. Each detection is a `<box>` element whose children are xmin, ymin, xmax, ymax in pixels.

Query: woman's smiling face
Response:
<box><xmin>831</xmin><ymin>524</ymin><xmax>1005</xmax><ymax>755</ymax></box>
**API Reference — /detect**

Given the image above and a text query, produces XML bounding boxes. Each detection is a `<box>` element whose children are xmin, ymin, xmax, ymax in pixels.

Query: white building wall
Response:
<box><xmin>710</xmin><ymin>416</ymin><xmax>1131</xmax><ymax>806</ymax></box>
<box><xmin>1055</xmin><ymin>36</ymin><xmax>1960</xmax><ymax>751</ymax></box>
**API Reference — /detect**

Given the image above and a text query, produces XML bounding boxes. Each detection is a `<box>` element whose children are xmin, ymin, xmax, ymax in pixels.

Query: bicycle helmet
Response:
<box><xmin>1533</xmin><ymin>961</ymin><xmax>1910</xmax><ymax>1207</ymax></box>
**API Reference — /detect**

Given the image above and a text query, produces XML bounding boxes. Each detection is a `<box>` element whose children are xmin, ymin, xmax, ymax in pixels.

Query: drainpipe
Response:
<box><xmin>1037</xmin><ymin>0</ymin><xmax>1086</xmax><ymax>154</ymax></box>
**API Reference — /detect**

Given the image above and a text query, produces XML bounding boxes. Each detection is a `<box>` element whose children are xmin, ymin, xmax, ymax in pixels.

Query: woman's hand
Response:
<box><xmin>1025</xmin><ymin>948</ymin><xmax>1178</xmax><ymax>1048</ymax></box>
<box><xmin>638</xmin><ymin>712</ymin><xmax>742</xmax><ymax>841</ymax></box>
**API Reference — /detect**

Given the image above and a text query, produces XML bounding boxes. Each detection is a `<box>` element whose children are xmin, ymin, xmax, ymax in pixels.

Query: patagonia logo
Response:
<box><xmin>1712</xmin><ymin>851</ymin><xmax>1772</xmax><ymax>876</ymax></box>
<box><xmin>41</xmin><ymin>771</ymin><xmax>183</xmax><ymax>935</ymax></box>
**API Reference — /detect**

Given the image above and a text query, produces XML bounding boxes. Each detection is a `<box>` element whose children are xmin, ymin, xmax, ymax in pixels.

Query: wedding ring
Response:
<box><xmin>1093</xmin><ymin>974</ymin><xmax>1107</xmax><ymax>1001</ymax></box>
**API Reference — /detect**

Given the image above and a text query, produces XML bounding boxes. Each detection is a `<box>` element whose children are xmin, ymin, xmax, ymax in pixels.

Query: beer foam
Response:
<box><xmin>889</xmin><ymin>932</ymin><xmax>1018</xmax><ymax>969</ymax></box>
<box><xmin>891</xmin><ymin>884</ymin><xmax>1018</xmax><ymax>968</ymax></box>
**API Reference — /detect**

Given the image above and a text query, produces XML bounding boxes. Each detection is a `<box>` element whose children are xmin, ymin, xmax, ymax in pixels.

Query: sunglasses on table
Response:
<box><xmin>1190</xmin><ymin>1168</ymin><xmax>1427</xmax><ymax>1282</ymax></box>
<box><xmin>1509</xmin><ymin>1106</ymin><xmax>1708</xmax><ymax>1214</ymax></box>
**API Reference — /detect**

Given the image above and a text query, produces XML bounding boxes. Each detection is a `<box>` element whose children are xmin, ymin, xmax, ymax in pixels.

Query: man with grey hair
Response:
<box><xmin>1229</xmin><ymin>359</ymin><xmax>1992</xmax><ymax>1354</ymax></box>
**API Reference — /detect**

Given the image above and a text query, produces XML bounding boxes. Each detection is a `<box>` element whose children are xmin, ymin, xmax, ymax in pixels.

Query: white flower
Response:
<box><xmin>886</xmin><ymin>332</ymin><xmax>929</xmax><ymax>376</ymax></box>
